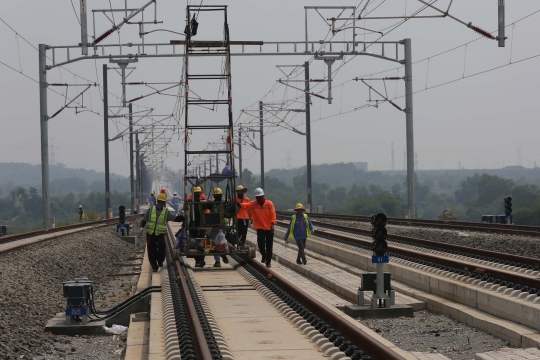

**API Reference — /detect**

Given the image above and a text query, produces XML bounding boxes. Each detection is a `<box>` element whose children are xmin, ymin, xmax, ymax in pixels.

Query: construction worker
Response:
<box><xmin>139</xmin><ymin>189</ymin><xmax>184</xmax><ymax>272</ymax></box>
<box><xmin>78</xmin><ymin>205</ymin><xmax>85</xmax><ymax>223</ymax></box>
<box><xmin>284</xmin><ymin>203</ymin><xmax>315</xmax><ymax>265</ymax></box>
<box><xmin>172</xmin><ymin>192</ymin><xmax>181</xmax><ymax>215</ymax></box>
<box><xmin>235</xmin><ymin>185</ymin><xmax>251</xmax><ymax>246</ymax></box>
<box><xmin>238</xmin><ymin>188</ymin><xmax>276</xmax><ymax>268</ymax></box>
<box><xmin>149</xmin><ymin>191</ymin><xmax>157</xmax><ymax>206</ymax></box>
<box><xmin>187</xmin><ymin>186</ymin><xmax>207</xmax><ymax>201</ymax></box>
<box><xmin>185</xmin><ymin>186</ymin><xmax>208</xmax><ymax>268</ymax></box>
<box><xmin>209</xmin><ymin>187</ymin><xmax>230</xmax><ymax>268</ymax></box>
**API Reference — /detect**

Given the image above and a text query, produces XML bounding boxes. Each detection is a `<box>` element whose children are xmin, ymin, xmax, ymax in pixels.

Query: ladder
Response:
<box><xmin>183</xmin><ymin>5</ymin><xmax>237</xmax><ymax>249</ymax></box>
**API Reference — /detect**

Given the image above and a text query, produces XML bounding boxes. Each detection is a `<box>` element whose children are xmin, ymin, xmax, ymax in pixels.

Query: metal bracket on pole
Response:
<box><xmin>314</xmin><ymin>52</ymin><xmax>343</xmax><ymax>104</ymax></box>
<box><xmin>109</xmin><ymin>59</ymin><xmax>138</xmax><ymax>107</ymax></box>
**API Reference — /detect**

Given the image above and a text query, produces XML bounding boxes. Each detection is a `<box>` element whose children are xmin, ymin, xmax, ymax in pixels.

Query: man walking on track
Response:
<box><xmin>139</xmin><ymin>189</ymin><xmax>184</xmax><ymax>272</ymax></box>
<box><xmin>78</xmin><ymin>205</ymin><xmax>85</xmax><ymax>223</ymax></box>
<box><xmin>235</xmin><ymin>185</ymin><xmax>251</xmax><ymax>246</ymax></box>
<box><xmin>172</xmin><ymin>192</ymin><xmax>181</xmax><ymax>215</ymax></box>
<box><xmin>284</xmin><ymin>203</ymin><xmax>315</xmax><ymax>265</ymax></box>
<box><xmin>238</xmin><ymin>188</ymin><xmax>276</xmax><ymax>268</ymax></box>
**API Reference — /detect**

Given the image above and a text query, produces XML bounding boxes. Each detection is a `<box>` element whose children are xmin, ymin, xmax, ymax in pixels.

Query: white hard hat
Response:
<box><xmin>254</xmin><ymin>188</ymin><xmax>264</xmax><ymax>197</ymax></box>
<box><xmin>174</xmin><ymin>192</ymin><xmax>177</xmax><ymax>196</ymax></box>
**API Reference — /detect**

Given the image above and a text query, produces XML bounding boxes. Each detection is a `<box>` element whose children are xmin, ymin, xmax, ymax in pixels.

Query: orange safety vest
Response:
<box><xmin>236</xmin><ymin>196</ymin><xmax>251</xmax><ymax>220</ymax></box>
<box><xmin>242</xmin><ymin>199</ymin><xmax>276</xmax><ymax>231</ymax></box>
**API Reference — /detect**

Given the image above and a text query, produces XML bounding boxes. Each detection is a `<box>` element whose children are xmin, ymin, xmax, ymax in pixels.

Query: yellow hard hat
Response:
<box><xmin>295</xmin><ymin>203</ymin><xmax>305</xmax><ymax>211</ymax></box>
<box><xmin>236</xmin><ymin>185</ymin><xmax>248</xmax><ymax>193</ymax></box>
<box><xmin>157</xmin><ymin>191</ymin><xmax>167</xmax><ymax>202</ymax></box>
<box><xmin>193</xmin><ymin>186</ymin><xmax>202</xmax><ymax>193</ymax></box>
<box><xmin>151</xmin><ymin>191</ymin><xmax>155</xmax><ymax>195</ymax></box>
<box><xmin>213</xmin><ymin>188</ymin><xmax>223</xmax><ymax>195</ymax></box>
<box><xmin>78</xmin><ymin>205</ymin><xmax>82</xmax><ymax>209</ymax></box>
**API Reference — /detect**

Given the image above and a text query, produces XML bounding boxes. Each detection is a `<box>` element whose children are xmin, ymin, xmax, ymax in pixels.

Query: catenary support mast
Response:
<box><xmin>404</xmin><ymin>39</ymin><xmax>415</xmax><ymax>218</ymax></box>
<box><xmin>39</xmin><ymin>44</ymin><xmax>50</xmax><ymax>228</ymax></box>
<box><xmin>103</xmin><ymin>64</ymin><xmax>111</xmax><ymax>218</ymax></box>
<box><xmin>304</xmin><ymin>61</ymin><xmax>312</xmax><ymax>211</ymax></box>
<box><xmin>129</xmin><ymin>103</ymin><xmax>134</xmax><ymax>213</ymax></box>
<box><xmin>259</xmin><ymin>101</ymin><xmax>264</xmax><ymax>189</ymax></box>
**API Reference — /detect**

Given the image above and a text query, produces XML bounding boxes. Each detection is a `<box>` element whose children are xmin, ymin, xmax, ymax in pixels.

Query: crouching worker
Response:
<box><xmin>139</xmin><ymin>189</ymin><xmax>185</xmax><ymax>272</ymax></box>
<box><xmin>284</xmin><ymin>203</ymin><xmax>315</xmax><ymax>265</ymax></box>
<box><xmin>175</xmin><ymin>226</ymin><xmax>205</xmax><ymax>253</ymax></box>
<box><xmin>208</xmin><ymin>188</ymin><xmax>236</xmax><ymax>267</ymax></box>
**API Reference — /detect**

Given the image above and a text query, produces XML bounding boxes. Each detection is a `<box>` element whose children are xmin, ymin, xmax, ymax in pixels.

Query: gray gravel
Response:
<box><xmin>360</xmin><ymin>310</ymin><xmax>511</xmax><ymax>360</ymax></box>
<box><xmin>322</xmin><ymin>218</ymin><xmax>540</xmax><ymax>259</ymax></box>
<box><xmin>0</xmin><ymin>227</ymin><xmax>144</xmax><ymax>360</ymax></box>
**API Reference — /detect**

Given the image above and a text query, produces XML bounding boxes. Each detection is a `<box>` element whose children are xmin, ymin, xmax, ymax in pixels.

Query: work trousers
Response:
<box><xmin>173</xmin><ymin>204</ymin><xmax>179</xmax><ymax>215</ymax></box>
<box><xmin>295</xmin><ymin>238</ymin><xmax>307</xmax><ymax>263</ymax></box>
<box><xmin>237</xmin><ymin>219</ymin><xmax>249</xmax><ymax>245</ymax></box>
<box><xmin>146</xmin><ymin>233</ymin><xmax>166</xmax><ymax>270</ymax></box>
<box><xmin>256</xmin><ymin>229</ymin><xmax>274</xmax><ymax>264</ymax></box>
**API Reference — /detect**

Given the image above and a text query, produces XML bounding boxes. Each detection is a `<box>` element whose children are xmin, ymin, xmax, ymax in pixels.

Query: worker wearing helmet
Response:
<box><xmin>186</xmin><ymin>186</ymin><xmax>209</xmax><ymax>268</ymax></box>
<box><xmin>238</xmin><ymin>188</ymin><xmax>276</xmax><ymax>268</ymax></box>
<box><xmin>78</xmin><ymin>205</ymin><xmax>85</xmax><ymax>223</ymax></box>
<box><xmin>284</xmin><ymin>203</ymin><xmax>315</xmax><ymax>265</ymax></box>
<box><xmin>172</xmin><ymin>192</ymin><xmax>181</xmax><ymax>215</ymax></box>
<box><xmin>149</xmin><ymin>191</ymin><xmax>157</xmax><ymax>206</ymax></box>
<box><xmin>208</xmin><ymin>187</ymin><xmax>240</xmax><ymax>267</ymax></box>
<box><xmin>187</xmin><ymin>186</ymin><xmax>207</xmax><ymax>201</ymax></box>
<box><xmin>235</xmin><ymin>185</ymin><xmax>251</xmax><ymax>246</ymax></box>
<box><xmin>139</xmin><ymin>189</ymin><xmax>185</xmax><ymax>272</ymax></box>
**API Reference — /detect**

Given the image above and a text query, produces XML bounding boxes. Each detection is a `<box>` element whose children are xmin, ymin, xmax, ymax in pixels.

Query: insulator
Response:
<box><xmin>471</xmin><ymin>26</ymin><xmax>495</xmax><ymax>40</ymax></box>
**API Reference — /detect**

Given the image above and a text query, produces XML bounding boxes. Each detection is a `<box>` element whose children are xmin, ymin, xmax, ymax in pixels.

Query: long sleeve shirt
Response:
<box><xmin>240</xmin><ymin>199</ymin><xmax>277</xmax><ymax>231</ymax></box>
<box><xmin>236</xmin><ymin>196</ymin><xmax>252</xmax><ymax>220</ymax></box>
<box><xmin>171</xmin><ymin>196</ymin><xmax>181</xmax><ymax>206</ymax></box>
<box><xmin>284</xmin><ymin>214</ymin><xmax>315</xmax><ymax>241</ymax></box>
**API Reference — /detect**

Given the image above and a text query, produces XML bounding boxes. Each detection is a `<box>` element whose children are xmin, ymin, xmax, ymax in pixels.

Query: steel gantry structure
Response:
<box><xmin>37</xmin><ymin>1</ymin><xmax>505</xmax><ymax>227</ymax></box>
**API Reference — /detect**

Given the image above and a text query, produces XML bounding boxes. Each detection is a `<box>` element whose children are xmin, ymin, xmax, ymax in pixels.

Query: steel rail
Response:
<box><xmin>246</xmin><ymin>257</ymin><xmax>406</xmax><ymax>360</ymax></box>
<box><xmin>276</xmin><ymin>211</ymin><xmax>540</xmax><ymax>237</ymax></box>
<box><xmin>165</xmin><ymin>227</ymin><xmax>214</xmax><ymax>360</ymax></box>
<box><xmin>276</xmin><ymin>216</ymin><xmax>540</xmax><ymax>269</ymax></box>
<box><xmin>0</xmin><ymin>214</ymin><xmax>142</xmax><ymax>245</ymax></box>
<box><xmin>274</xmin><ymin>220</ymin><xmax>540</xmax><ymax>291</ymax></box>
<box><xmin>0</xmin><ymin>222</ymin><xmax>112</xmax><ymax>255</ymax></box>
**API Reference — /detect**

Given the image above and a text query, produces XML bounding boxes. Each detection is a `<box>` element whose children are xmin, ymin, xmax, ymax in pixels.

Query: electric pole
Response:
<box><xmin>135</xmin><ymin>132</ymin><xmax>140</xmax><ymax>207</ymax></box>
<box><xmin>259</xmin><ymin>101</ymin><xmax>265</xmax><ymax>189</ymax></box>
<box><xmin>39</xmin><ymin>44</ymin><xmax>50</xmax><ymax>229</ymax></box>
<box><xmin>304</xmin><ymin>61</ymin><xmax>312</xmax><ymax>212</ymax></box>
<box><xmin>129</xmin><ymin>103</ymin><xmax>134</xmax><ymax>213</ymax></box>
<box><xmin>404</xmin><ymin>39</ymin><xmax>415</xmax><ymax>219</ymax></box>
<box><xmin>103</xmin><ymin>64</ymin><xmax>111</xmax><ymax>219</ymax></box>
<box><xmin>391</xmin><ymin>141</ymin><xmax>395</xmax><ymax>171</ymax></box>
<box><xmin>238</xmin><ymin>127</ymin><xmax>243</xmax><ymax>185</ymax></box>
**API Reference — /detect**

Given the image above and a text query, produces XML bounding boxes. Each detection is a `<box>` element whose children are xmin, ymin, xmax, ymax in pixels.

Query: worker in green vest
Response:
<box><xmin>284</xmin><ymin>203</ymin><xmax>315</xmax><ymax>265</ymax></box>
<box><xmin>139</xmin><ymin>189</ymin><xmax>185</xmax><ymax>272</ymax></box>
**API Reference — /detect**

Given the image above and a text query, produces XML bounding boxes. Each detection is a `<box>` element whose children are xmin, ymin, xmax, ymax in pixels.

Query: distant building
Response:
<box><xmin>503</xmin><ymin>166</ymin><xmax>526</xmax><ymax>170</ymax></box>
<box><xmin>352</xmin><ymin>162</ymin><xmax>368</xmax><ymax>171</ymax></box>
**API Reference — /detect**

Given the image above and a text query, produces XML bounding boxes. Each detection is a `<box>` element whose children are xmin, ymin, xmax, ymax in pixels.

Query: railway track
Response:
<box><xmin>276</xmin><ymin>211</ymin><xmax>540</xmax><ymax>237</ymax></box>
<box><xmin>275</xmin><ymin>218</ymin><xmax>540</xmax><ymax>296</ymax></box>
<box><xmin>0</xmin><ymin>215</ymin><xmax>141</xmax><ymax>255</ymax></box>
<box><xmin>163</xmin><ymin>224</ymin><xmax>406</xmax><ymax>360</ymax></box>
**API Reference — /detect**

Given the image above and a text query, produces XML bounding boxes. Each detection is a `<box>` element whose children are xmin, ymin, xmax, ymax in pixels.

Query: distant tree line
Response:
<box><xmin>240</xmin><ymin>166</ymin><xmax>540</xmax><ymax>226</ymax></box>
<box><xmin>0</xmin><ymin>187</ymin><xmax>131</xmax><ymax>234</ymax></box>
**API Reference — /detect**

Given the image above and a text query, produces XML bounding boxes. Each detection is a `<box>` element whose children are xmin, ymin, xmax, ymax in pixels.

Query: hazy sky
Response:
<box><xmin>1</xmin><ymin>0</ymin><xmax>539</xmax><ymax>178</ymax></box>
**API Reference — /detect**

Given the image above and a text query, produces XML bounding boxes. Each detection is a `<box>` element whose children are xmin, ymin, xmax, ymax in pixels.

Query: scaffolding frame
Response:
<box><xmin>182</xmin><ymin>5</ymin><xmax>241</xmax><ymax>255</ymax></box>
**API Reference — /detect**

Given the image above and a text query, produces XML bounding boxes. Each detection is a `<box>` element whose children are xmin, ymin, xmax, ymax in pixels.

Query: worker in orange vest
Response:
<box><xmin>238</xmin><ymin>188</ymin><xmax>276</xmax><ymax>268</ymax></box>
<box><xmin>235</xmin><ymin>185</ymin><xmax>251</xmax><ymax>246</ymax></box>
